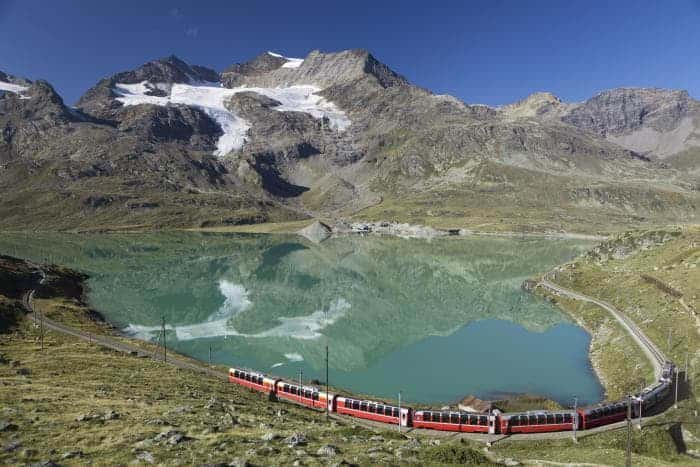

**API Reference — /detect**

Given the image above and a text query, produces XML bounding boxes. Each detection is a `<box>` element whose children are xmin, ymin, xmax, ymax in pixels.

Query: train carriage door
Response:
<box><xmin>327</xmin><ymin>394</ymin><xmax>335</xmax><ymax>413</ymax></box>
<box><xmin>400</xmin><ymin>408</ymin><xmax>409</xmax><ymax>427</ymax></box>
<box><xmin>488</xmin><ymin>411</ymin><xmax>498</xmax><ymax>434</ymax></box>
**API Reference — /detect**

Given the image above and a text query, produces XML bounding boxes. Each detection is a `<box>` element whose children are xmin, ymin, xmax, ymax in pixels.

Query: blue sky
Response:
<box><xmin>1</xmin><ymin>0</ymin><xmax>698</xmax><ymax>106</ymax></box>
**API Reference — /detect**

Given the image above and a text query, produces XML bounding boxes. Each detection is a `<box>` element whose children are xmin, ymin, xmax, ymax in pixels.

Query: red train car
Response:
<box><xmin>413</xmin><ymin>411</ymin><xmax>495</xmax><ymax>433</ymax></box>
<box><xmin>229</xmin><ymin>367</ymin><xmax>278</xmax><ymax>394</ymax></box>
<box><xmin>498</xmin><ymin>411</ymin><xmax>576</xmax><ymax>434</ymax></box>
<box><xmin>335</xmin><ymin>396</ymin><xmax>410</xmax><ymax>427</ymax></box>
<box><xmin>577</xmin><ymin>401</ymin><xmax>627</xmax><ymax>430</ymax></box>
<box><xmin>275</xmin><ymin>380</ymin><xmax>333</xmax><ymax>410</ymax></box>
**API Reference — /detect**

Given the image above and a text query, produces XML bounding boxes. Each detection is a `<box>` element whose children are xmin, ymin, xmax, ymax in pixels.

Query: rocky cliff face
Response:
<box><xmin>0</xmin><ymin>50</ymin><xmax>698</xmax><ymax>232</ymax></box>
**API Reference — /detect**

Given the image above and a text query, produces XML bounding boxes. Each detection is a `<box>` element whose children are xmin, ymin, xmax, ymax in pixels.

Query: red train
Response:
<box><xmin>227</xmin><ymin>362</ymin><xmax>675</xmax><ymax>436</ymax></box>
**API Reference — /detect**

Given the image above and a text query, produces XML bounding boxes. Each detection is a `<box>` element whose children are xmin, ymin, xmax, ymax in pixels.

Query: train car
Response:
<box><xmin>413</xmin><ymin>411</ymin><xmax>495</xmax><ymax>433</ymax></box>
<box><xmin>229</xmin><ymin>367</ymin><xmax>278</xmax><ymax>394</ymax></box>
<box><xmin>335</xmin><ymin>396</ymin><xmax>410</xmax><ymax>427</ymax></box>
<box><xmin>578</xmin><ymin>401</ymin><xmax>627</xmax><ymax>430</ymax></box>
<box><xmin>638</xmin><ymin>381</ymin><xmax>671</xmax><ymax>414</ymax></box>
<box><xmin>499</xmin><ymin>411</ymin><xmax>576</xmax><ymax>434</ymax></box>
<box><xmin>275</xmin><ymin>380</ymin><xmax>333</xmax><ymax>410</ymax></box>
<box><xmin>661</xmin><ymin>362</ymin><xmax>675</xmax><ymax>382</ymax></box>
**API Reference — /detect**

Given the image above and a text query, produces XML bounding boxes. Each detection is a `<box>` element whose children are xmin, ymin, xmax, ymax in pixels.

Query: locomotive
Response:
<box><xmin>228</xmin><ymin>361</ymin><xmax>674</xmax><ymax>435</ymax></box>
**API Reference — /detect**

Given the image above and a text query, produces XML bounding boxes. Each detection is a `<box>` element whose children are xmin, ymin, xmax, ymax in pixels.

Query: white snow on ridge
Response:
<box><xmin>267</xmin><ymin>50</ymin><xmax>304</xmax><ymax>68</ymax></box>
<box><xmin>114</xmin><ymin>80</ymin><xmax>349</xmax><ymax>156</ymax></box>
<box><xmin>0</xmin><ymin>80</ymin><xmax>30</xmax><ymax>98</ymax></box>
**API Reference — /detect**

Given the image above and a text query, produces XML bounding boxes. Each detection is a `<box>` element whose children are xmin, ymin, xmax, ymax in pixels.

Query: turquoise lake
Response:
<box><xmin>0</xmin><ymin>232</ymin><xmax>603</xmax><ymax>405</ymax></box>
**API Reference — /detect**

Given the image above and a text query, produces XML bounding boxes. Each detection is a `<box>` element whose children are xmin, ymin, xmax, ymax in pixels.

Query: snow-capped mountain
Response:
<box><xmin>0</xmin><ymin>50</ymin><xmax>698</xmax><ymax>231</ymax></box>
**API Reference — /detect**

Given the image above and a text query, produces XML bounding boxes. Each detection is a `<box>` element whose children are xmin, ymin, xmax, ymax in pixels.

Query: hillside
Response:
<box><xmin>1</xmin><ymin>50</ymin><xmax>698</xmax><ymax>233</ymax></box>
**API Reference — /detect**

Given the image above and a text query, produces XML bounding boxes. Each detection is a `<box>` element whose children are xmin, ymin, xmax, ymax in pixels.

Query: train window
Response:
<box><xmin>352</xmin><ymin>401</ymin><xmax>359</xmax><ymax>410</ymax></box>
<box><xmin>519</xmin><ymin>415</ymin><xmax>528</xmax><ymax>425</ymax></box>
<box><xmin>360</xmin><ymin>402</ymin><xmax>368</xmax><ymax>411</ymax></box>
<box><xmin>555</xmin><ymin>414</ymin><xmax>563</xmax><ymax>423</ymax></box>
<box><xmin>537</xmin><ymin>415</ymin><xmax>545</xmax><ymax>424</ymax></box>
<box><xmin>564</xmin><ymin>414</ymin><xmax>572</xmax><ymax>423</ymax></box>
<box><xmin>469</xmin><ymin>415</ymin><xmax>478</xmax><ymax>425</ymax></box>
<box><xmin>440</xmin><ymin>413</ymin><xmax>449</xmax><ymax>423</ymax></box>
<box><xmin>304</xmin><ymin>390</ymin><xmax>311</xmax><ymax>398</ymax></box>
<box><xmin>511</xmin><ymin>417</ymin><xmax>519</xmax><ymax>426</ymax></box>
<box><xmin>450</xmin><ymin>414</ymin><xmax>459</xmax><ymax>424</ymax></box>
<box><xmin>234</xmin><ymin>370</ymin><xmax>239</xmax><ymax>378</ymax></box>
<box><xmin>313</xmin><ymin>392</ymin><xmax>319</xmax><ymax>401</ymax></box>
<box><xmin>393</xmin><ymin>408</ymin><xmax>399</xmax><ymax>417</ymax></box>
<box><xmin>246</xmin><ymin>374</ymin><xmax>251</xmax><ymax>381</ymax></box>
<box><xmin>460</xmin><ymin>414</ymin><xmax>467</xmax><ymax>424</ymax></box>
<box><xmin>369</xmin><ymin>404</ymin><xmax>376</xmax><ymax>413</ymax></box>
<box><xmin>432</xmin><ymin>413</ymin><xmax>441</xmax><ymax>423</ymax></box>
<box><xmin>383</xmin><ymin>407</ymin><xmax>391</xmax><ymax>416</ymax></box>
<box><xmin>376</xmin><ymin>405</ymin><xmax>383</xmax><ymax>414</ymax></box>
<box><xmin>479</xmin><ymin>416</ymin><xmax>487</xmax><ymax>425</ymax></box>
<box><xmin>546</xmin><ymin>414</ymin><xmax>554</xmax><ymax>424</ymax></box>
<box><xmin>528</xmin><ymin>415</ymin><xmax>537</xmax><ymax>424</ymax></box>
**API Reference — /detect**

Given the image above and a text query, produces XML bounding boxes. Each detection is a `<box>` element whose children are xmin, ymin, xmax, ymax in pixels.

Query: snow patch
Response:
<box><xmin>0</xmin><ymin>80</ymin><xmax>30</xmax><ymax>98</ymax></box>
<box><xmin>114</xmin><ymin>80</ymin><xmax>349</xmax><ymax>157</ymax></box>
<box><xmin>267</xmin><ymin>51</ymin><xmax>304</xmax><ymax>68</ymax></box>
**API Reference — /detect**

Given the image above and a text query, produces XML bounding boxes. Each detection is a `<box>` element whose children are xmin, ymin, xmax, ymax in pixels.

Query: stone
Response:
<box><xmin>261</xmin><ymin>432</ymin><xmax>279</xmax><ymax>442</ymax></box>
<box><xmin>316</xmin><ymin>444</ymin><xmax>339</xmax><ymax>457</ymax></box>
<box><xmin>28</xmin><ymin>461</ymin><xmax>60</xmax><ymax>467</ymax></box>
<box><xmin>220</xmin><ymin>413</ymin><xmax>238</xmax><ymax>427</ymax></box>
<box><xmin>16</xmin><ymin>367</ymin><xmax>30</xmax><ymax>376</ymax></box>
<box><xmin>61</xmin><ymin>450</ymin><xmax>83</xmax><ymax>459</ymax></box>
<box><xmin>227</xmin><ymin>459</ymin><xmax>250</xmax><ymax>467</ymax></box>
<box><xmin>297</xmin><ymin>221</ymin><xmax>332</xmax><ymax>244</ymax></box>
<box><xmin>283</xmin><ymin>432</ymin><xmax>307</xmax><ymax>447</ymax></box>
<box><xmin>369</xmin><ymin>435</ymin><xmax>384</xmax><ymax>442</ymax></box>
<box><xmin>103</xmin><ymin>410</ymin><xmax>120</xmax><ymax>420</ymax></box>
<box><xmin>3</xmin><ymin>440</ymin><xmax>21</xmax><ymax>452</ymax></box>
<box><xmin>0</xmin><ymin>420</ymin><xmax>18</xmax><ymax>432</ymax></box>
<box><xmin>167</xmin><ymin>405</ymin><xmax>193</xmax><ymax>416</ymax></box>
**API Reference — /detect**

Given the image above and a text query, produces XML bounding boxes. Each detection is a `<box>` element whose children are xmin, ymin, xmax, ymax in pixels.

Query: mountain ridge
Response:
<box><xmin>1</xmin><ymin>49</ymin><xmax>698</xmax><ymax>233</ymax></box>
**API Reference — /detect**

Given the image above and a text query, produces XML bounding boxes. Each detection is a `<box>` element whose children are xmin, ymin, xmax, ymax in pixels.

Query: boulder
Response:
<box><xmin>297</xmin><ymin>220</ymin><xmax>332</xmax><ymax>243</ymax></box>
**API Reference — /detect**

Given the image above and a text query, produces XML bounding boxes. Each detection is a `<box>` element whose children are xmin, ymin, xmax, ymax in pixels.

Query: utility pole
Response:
<box><xmin>325</xmin><ymin>342</ymin><xmax>329</xmax><ymax>421</ymax></box>
<box><xmin>685</xmin><ymin>352</ymin><xmax>689</xmax><ymax>383</ymax></box>
<box><xmin>626</xmin><ymin>395</ymin><xmax>632</xmax><ymax>467</ymax></box>
<box><xmin>209</xmin><ymin>346</ymin><xmax>212</xmax><ymax>365</ymax></box>
<box><xmin>40</xmin><ymin>310</ymin><xmax>44</xmax><ymax>351</ymax></box>
<box><xmin>398</xmin><ymin>390</ymin><xmax>402</xmax><ymax>432</ymax></box>
<box><xmin>674</xmin><ymin>367</ymin><xmax>679</xmax><ymax>408</ymax></box>
<box><xmin>638</xmin><ymin>382</ymin><xmax>643</xmax><ymax>429</ymax></box>
<box><xmin>667</xmin><ymin>328</ymin><xmax>672</xmax><ymax>354</ymax></box>
<box><xmin>299</xmin><ymin>369</ymin><xmax>303</xmax><ymax>403</ymax></box>
<box><xmin>325</xmin><ymin>308</ymin><xmax>329</xmax><ymax>421</ymax></box>
<box><xmin>572</xmin><ymin>395</ymin><xmax>578</xmax><ymax>442</ymax></box>
<box><xmin>161</xmin><ymin>317</ymin><xmax>167</xmax><ymax>363</ymax></box>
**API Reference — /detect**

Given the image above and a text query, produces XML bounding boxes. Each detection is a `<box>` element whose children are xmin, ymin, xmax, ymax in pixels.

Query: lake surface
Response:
<box><xmin>0</xmin><ymin>232</ymin><xmax>603</xmax><ymax>405</ymax></box>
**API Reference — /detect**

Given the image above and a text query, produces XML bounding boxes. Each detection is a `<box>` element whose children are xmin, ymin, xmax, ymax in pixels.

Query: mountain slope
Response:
<box><xmin>1</xmin><ymin>50</ymin><xmax>698</xmax><ymax>233</ymax></box>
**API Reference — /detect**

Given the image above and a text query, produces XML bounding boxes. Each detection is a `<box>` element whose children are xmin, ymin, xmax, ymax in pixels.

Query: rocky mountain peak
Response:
<box><xmin>220</xmin><ymin>48</ymin><xmax>408</xmax><ymax>90</ymax></box>
<box><xmin>562</xmin><ymin>87</ymin><xmax>696</xmax><ymax>135</ymax></box>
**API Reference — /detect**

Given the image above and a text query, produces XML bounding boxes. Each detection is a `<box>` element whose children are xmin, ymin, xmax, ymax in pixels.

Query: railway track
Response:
<box><xmin>539</xmin><ymin>278</ymin><xmax>666</xmax><ymax>380</ymax></box>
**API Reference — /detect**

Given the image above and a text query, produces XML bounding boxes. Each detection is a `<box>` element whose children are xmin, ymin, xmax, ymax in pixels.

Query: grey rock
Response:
<box><xmin>369</xmin><ymin>435</ymin><xmax>384</xmax><ymax>442</ymax></box>
<box><xmin>261</xmin><ymin>431</ymin><xmax>279</xmax><ymax>442</ymax></box>
<box><xmin>283</xmin><ymin>432</ymin><xmax>307</xmax><ymax>447</ymax></box>
<box><xmin>135</xmin><ymin>451</ymin><xmax>155</xmax><ymax>464</ymax></box>
<box><xmin>316</xmin><ymin>444</ymin><xmax>339</xmax><ymax>457</ymax></box>
<box><xmin>0</xmin><ymin>420</ymin><xmax>18</xmax><ymax>431</ymax></box>
<box><xmin>61</xmin><ymin>450</ymin><xmax>83</xmax><ymax>459</ymax></box>
<box><xmin>28</xmin><ymin>461</ymin><xmax>60</xmax><ymax>467</ymax></box>
<box><xmin>297</xmin><ymin>220</ymin><xmax>332</xmax><ymax>243</ymax></box>
<box><xmin>3</xmin><ymin>440</ymin><xmax>21</xmax><ymax>452</ymax></box>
